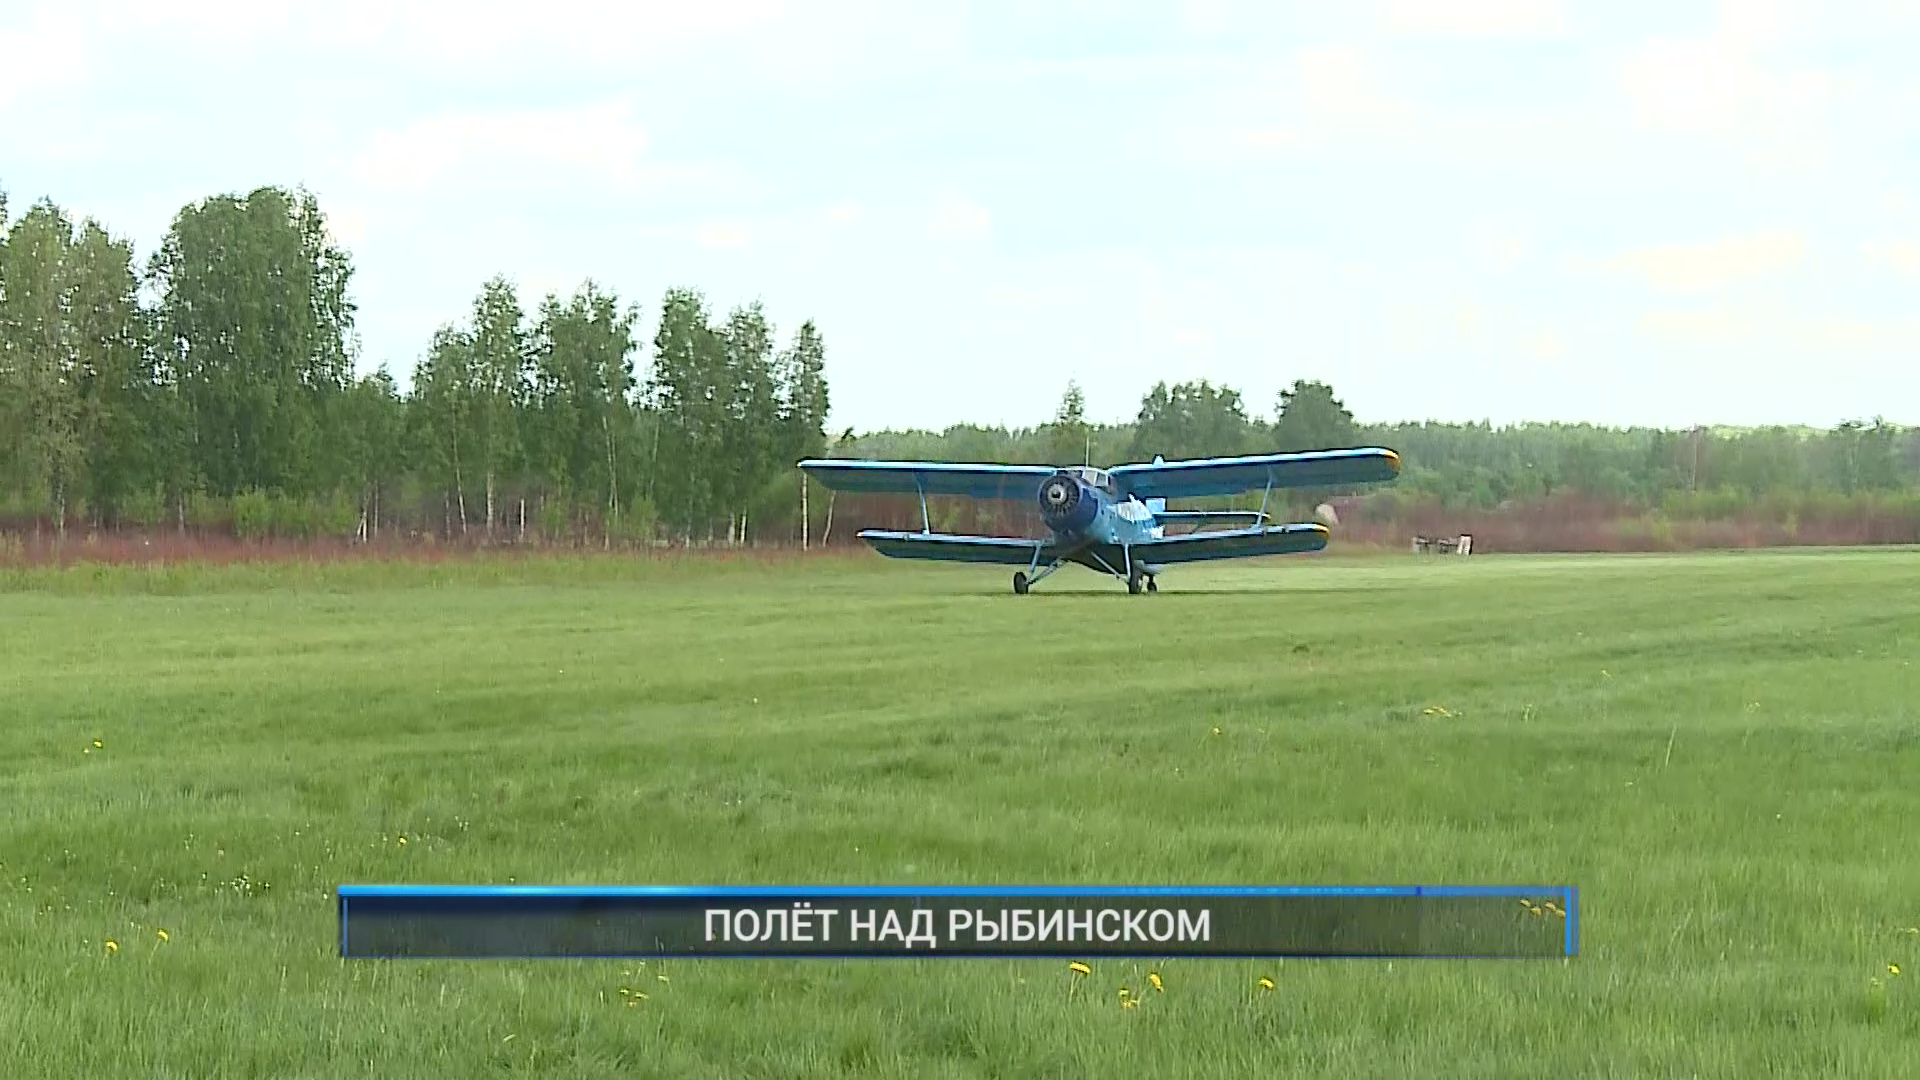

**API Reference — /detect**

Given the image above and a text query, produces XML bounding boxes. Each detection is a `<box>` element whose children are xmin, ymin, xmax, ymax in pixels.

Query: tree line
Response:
<box><xmin>4</xmin><ymin>181</ymin><xmax>1915</xmax><ymax>549</ymax></box>
<box><xmin>851</xmin><ymin>379</ymin><xmax>1920</xmax><ymax>519</ymax></box>
<box><xmin>0</xmin><ymin>185</ymin><xmax>830</xmax><ymax>545</ymax></box>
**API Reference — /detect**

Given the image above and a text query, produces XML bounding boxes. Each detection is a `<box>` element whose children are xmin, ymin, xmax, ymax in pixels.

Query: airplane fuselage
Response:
<box><xmin>1034</xmin><ymin>466</ymin><xmax>1173</xmax><ymax>582</ymax></box>
<box><xmin>1036</xmin><ymin>466</ymin><xmax>1163</xmax><ymax>547</ymax></box>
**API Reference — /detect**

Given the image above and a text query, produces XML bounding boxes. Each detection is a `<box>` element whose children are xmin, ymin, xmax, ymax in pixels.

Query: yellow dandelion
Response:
<box><xmin>104</xmin><ymin>939</ymin><xmax>119</xmax><ymax>954</ymax></box>
<box><xmin>657</xmin><ymin>974</ymin><xmax>669</xmax><ymax>983</ymax></box>
<box><xmin>93</xmin><ymin>738</ymin><xmax>103</xmax><ymax>748</ymax></box>
<box><xmin>1118</xmin><ymin>986</ymin><xmax>1132</xmax><ymax>999</ymax></box>
<box><xmin>1256</xmin><ymin>976</ymin><xmax>1275</xmax><ymax>990</ymax></box>
<box><xmin>1544</xmin><ymin>902</ymin><xmax>1564</xmax><ymax>916</ymax></box>
<box><xmin>1068</xmin><ymin>961</ymin><xmax>1090</xmax><ymax>976</ymax></box>
<box><xmin>397</xmin><ymin>836</ymin><xmax>407</xmax><ymax>846</ymax></box>
<box><xmin>1210</xmin><ymin>726</ymin><xmax>1222</xmax><ymax>736</ymax></box>
<box><xmin>1148</xmin><ymin>971</ymin><xmax>1164</xmax><ymax>992</ymax></box>
<box><xmin>156</xmin><ymin>929</ymin><xmax>170</xmax><ymax>942</ymax></box>
<box><xmin>1122</xmin><ymin>997</ymin><xmax>1139</xmax><ymax>1009</ymax></box>
<box><xmin>1890</xmin><ymin>964</ymin><xmax>1902</xmax><ymax>977</ymax></box>
<box><xmin>1529</xmin><ymin>905</ymin><xmax>1545</xmax><ymax>918</ymax></box>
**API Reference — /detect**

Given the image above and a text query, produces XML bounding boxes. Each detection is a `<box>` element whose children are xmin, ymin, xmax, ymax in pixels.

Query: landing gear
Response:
<box><xmin>1013</xmin><ymin>572</ymin><xmax>1030</xmax><ymax>595</ymax></box>
<box><xmin>1127</xmin><ymin>568</ymin><xmax>1144</xmax><ymax>594</ymax></box>
<box><xmin>1146</xmin><ymin>576</ymin><xmax>1158</xmax><ymax>593</ymax></box>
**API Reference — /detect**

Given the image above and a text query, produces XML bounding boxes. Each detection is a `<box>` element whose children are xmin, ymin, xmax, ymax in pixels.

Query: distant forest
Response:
<box><xmin>3</xmin><ymin>183</ymin><xmax>1916</xmax><ymax>554</ymax></box>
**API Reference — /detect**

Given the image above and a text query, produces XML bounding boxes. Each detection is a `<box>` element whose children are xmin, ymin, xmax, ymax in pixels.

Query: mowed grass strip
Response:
<box><xmin>2</xmin><ymin>548</ymin><xmax>1918</xmax><ymax>1077</ymax></box>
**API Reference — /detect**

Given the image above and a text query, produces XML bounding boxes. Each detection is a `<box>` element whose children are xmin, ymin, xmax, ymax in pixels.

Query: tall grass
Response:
<box><xmin>3</xmin><ymin>550</ymin><xmax>1918</xmax><ymax>1075</ymax></box>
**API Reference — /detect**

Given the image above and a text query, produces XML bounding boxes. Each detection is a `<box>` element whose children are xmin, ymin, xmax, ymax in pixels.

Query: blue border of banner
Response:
<box><xmin>338</xmin><ymin>884</ymin><xmax>1578</xmax><ymax>959</ymax></box>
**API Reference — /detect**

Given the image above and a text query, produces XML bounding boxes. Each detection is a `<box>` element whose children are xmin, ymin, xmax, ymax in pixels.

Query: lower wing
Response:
<box><xmin>1135</xmin><ymin>523</ymin><xmax>1329</xmax><ymax>564</ymax></box>
<box><xmin>1151</xmin><ymin>509</ymin><xmax>1269</xmax><ymax>528</ymax></box>
<box><xmin>857</xmin><ymin>530</ymin><xmax>1055</xmax><ymax>565</ymax></box>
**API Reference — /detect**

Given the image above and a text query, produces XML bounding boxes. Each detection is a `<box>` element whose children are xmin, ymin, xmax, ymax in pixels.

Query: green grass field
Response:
<box><xmin>3</xmin><ymin>547</ymin><xmax>1918</xmax><ymax>1077</ymax></box>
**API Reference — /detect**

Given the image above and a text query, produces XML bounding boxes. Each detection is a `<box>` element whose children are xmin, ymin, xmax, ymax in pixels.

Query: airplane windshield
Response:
<box><xmin>1068</xmin><ymin>466</ymin><xmax>1114</xmax><ymax>493</ymax></box>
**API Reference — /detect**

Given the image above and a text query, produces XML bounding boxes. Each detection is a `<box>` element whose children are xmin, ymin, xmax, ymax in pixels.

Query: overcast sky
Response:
<box><xmin>3</xmin><ymin>0</ymin><xmax>1916</xmax><ymax>432</ymax></box>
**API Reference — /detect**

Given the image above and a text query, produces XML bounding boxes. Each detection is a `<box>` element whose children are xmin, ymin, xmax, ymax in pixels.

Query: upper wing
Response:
<box><xmin>1135</xmin><ymin>523</ymin><xmax>1330</xmax><ymax>564</ymax></box>
<box><xmin>798</xmin><ymin>459</ymin><xmax>1055</xmax><ymax>501</ymax></box>
<box><xmin>857</xmin><ymin>530</ymin><xmax>1052</xmax><ymax>565</ymax></box>
<box><xmin>1109</xmin><ymin>447</ymin><xmax>1399</xmax><ymax>500</ymax></box>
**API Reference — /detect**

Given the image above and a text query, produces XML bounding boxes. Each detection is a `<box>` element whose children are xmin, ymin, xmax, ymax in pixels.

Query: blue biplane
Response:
<box><xmin>797</xmin><ymin>447</ymin><xmax>1401</xmax><ymax>593</ymax></box>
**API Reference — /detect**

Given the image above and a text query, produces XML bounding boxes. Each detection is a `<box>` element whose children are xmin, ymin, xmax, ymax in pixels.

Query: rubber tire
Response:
<box><xmin>1127</xmin><ymin>572</ymin><xmax>1143</xmax><ymax>595</ymax></box>
<box><xmin>1013</xmin><ymin>572</ymin><xmax>1029</xmax><ymax>595</ymax></box>
<box><xmin>1146</xmin><ymin>577</ymin><xmax>1158</xmax><ymax>593</ymax></box>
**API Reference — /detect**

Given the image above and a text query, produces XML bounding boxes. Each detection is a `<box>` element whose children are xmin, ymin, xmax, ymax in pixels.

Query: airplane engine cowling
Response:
<box><xmin>1037</xmin><ymin>472</ymin><xmax>1098</xmax><ymax>534</ymax></box>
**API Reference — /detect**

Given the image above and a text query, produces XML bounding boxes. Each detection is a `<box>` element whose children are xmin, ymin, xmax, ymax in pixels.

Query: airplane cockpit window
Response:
<box><xmin>1068</xmin><ymin>466</ymin><xmax>1115</xmax><ymax>493</ymax></box>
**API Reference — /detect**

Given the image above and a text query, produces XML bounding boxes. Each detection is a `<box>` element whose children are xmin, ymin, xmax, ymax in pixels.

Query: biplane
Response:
<box><xmin>797</xmin><ymin>447</ymin><xmax>1401</xmax><ymax>593</ymax></box>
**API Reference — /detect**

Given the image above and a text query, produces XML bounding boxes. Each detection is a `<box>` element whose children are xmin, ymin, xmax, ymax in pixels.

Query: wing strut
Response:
<box><xmin>915</xmin><ymin>476</ymin><xmax>931</xmax><ymax>533</ymax></box>
<box><xmin>1257</xmin><ymin>475</ymin><xmax>1273</xmax><ymax>521</ymax></box>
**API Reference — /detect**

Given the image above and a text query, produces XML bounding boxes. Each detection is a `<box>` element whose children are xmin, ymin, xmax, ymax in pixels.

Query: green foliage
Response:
<box><xmin>151</xmin><ymin>186</ymin><xmax>354</xmax><ymax>497</ymax></box>
<box><xmin>117</xmin><ymin>488</ymin><xmax>168</xmax><ymax>529</ymax></box>
<box><xmin>644</xmin><ymin>290</ymin><xmax>835</xmax><ymax>542</ymax></box>
<box><xmin>0</xmin><ymin>200</ymin><xmax>87</xmax><ymax>527</ymax></box>
<box><xmin>1128</xmin><ymin>380</ymin><xmax>1253</xmax><ymax>461</ymax></box>
<box><xmin>230</xmin><ymin>489</ymin><xmax>272</xmax><ymax>540</ymax></box>
<box><xmin>5</xmin><ymin>179</ymin><xmax>1915</xmax><ymax>551</ymax></box>
<box><xmin>1043</xmin><ymin>380</ymin><xmax>1092</xmax><ymax>465</ymax></box>
<box><xmin>1272</xmin><ymin>379</ymin><xmax>1357</xmax><ymax>452</ymax></box>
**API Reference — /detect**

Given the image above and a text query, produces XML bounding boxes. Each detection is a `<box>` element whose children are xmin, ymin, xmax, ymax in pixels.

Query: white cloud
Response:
<box><xmin>929</xmin><ymin>196</ymin><xmax>991</xmax><ymax>240</ymax></box>
<box><xmin>1469</xmin><ymin>225</ymin><xmax>1532</xmax><ymax>270</ymax></box>
<box><xmin>1638</xmin><ymin>307</ymin><xmax>1757</xmax><ymax>344</ymax></box>
<box><xmin>84</xmin><ymin>0</ymin><xmax>785</xmax><ymax>62</ymax></box>
<box><xmin>1177</xmin><ymin>0</ymin><xmax>1232</xmax><ymax>37</ymax></box>
<box><xmin>1608</xmin><ymin>231</ymin><xmax>1804</xmax><ymax>292</ymax></box>
<box><xmin>1636</xmin><ymin>307</ymin><xmax>1920</xmax><ymax>352</ymax></box>
<box><xmin>0</xmin><ymin>5</ymin><xmax>89</xmax><ymax>106</ymax></box>
<box><xmin>327</xmin><ymin>205</ymin><xmax>370</xmax><ymax>247</ymax></box>
<box><xmin>1526</xmin><ymin>331</ymin><xmax>1565</xmax><ymax>360</ymax></box>
<box><xmin>1376</xmin><ymin>0</ymin><xmax>1569</xmax><ymax>39</ymax></box>
<box><xmin>1621</xmin><ymin>36</ymin><xmax>1754</xmax><ymax>132</ymax></box>
<box><xmin>1619</xmin><ymin>0</ymin><xmax>1832</xmax><ymax>148</ymax></box>
<box><xmin>350</xmin><ymin>100</ymin><xmax>647</xmax><ymax>192</ymax></box>
<box><xmin>1297</xmin><ymin>46</ymin><xmax>1411</xmax><ymax>129</ymax></box>
<box><xmin>1785</xmin><ymin>316</ymin><xmax>1920</xmax><ymax>350</ymax></box>
<box><xmin>695</xmin><ymin>223</ymin><xmax>752</xmax><ymax>249</ymax></box>
<box><xmin>1862</xmin><ymin>238</ymin><xmax>1920</xmax><ymax>275</ymax></box>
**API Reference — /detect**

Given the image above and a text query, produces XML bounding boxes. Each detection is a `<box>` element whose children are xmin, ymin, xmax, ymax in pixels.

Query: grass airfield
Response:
<box><xmin>2</xmin><ymin>546</ymin><xmax>1918</xmax><ymax>1077</ymax></box>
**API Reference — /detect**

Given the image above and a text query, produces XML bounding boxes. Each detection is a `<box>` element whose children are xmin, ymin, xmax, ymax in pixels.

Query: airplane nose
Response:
<box><xmin>1037</xmin><ymin>473</ymin><xmax>1095</xmax><ymax>532</ymax></box>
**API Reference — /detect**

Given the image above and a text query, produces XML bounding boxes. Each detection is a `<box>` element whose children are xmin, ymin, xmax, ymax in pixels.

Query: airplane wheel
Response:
<box><xmin>1146</xmin><ymin>577</ymin><xmax>1158</xmax><ymax>593</ymax></box>
<box><xmin>1127</xmin><ymin>571</ymin><xmax>1143</xmax><ymax>595</ymax></box>
<box><xmin>1013</xmin><ymin>572</ymin><xmax>1029</xmax><ymax>595</ymax></box>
